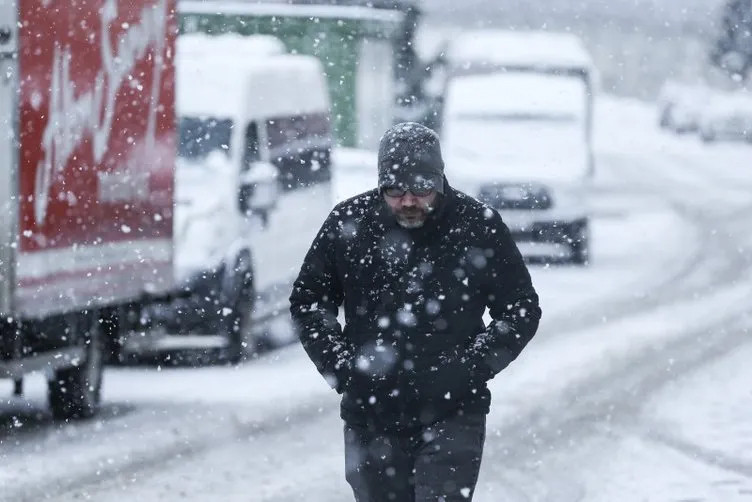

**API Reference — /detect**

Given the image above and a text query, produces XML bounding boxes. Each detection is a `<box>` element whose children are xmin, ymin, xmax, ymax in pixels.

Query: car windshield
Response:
<box><xmin>178</xmin><ymin>116</ymin><xmax>234</xmax><ymax>160</ymax></box>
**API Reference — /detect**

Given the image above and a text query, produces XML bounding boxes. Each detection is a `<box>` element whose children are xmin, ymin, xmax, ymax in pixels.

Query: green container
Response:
<box><xmin>179</xmin><ymin>2</ymin><xmax>405</xmax><ymax>148</ymax></box>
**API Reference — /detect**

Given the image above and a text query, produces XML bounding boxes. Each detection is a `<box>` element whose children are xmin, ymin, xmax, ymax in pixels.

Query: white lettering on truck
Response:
<box><xmin>34</xmin><ymin>0</ymin><xmax>168</xmax><ymax>225</ymax></box>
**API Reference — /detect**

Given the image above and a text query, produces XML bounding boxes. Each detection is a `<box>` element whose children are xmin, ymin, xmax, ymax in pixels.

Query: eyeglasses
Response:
<box><xmin>383</xmin><ymin>186</ymin><xmax>435</xmax><ymax>198</ymax></box>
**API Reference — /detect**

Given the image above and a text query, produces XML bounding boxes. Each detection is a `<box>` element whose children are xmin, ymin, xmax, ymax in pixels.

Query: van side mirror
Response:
<box><xmin>238</xmin><ymin>161</ymin><xmax>279</xmax><ymax>225</ymax></box>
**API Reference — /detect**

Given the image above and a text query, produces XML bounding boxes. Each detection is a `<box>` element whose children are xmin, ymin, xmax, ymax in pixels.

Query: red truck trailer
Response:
<box><xmin>0</xmin><ymin>0</ymin><xmax>176</xmax><ymax>419</ymax></box>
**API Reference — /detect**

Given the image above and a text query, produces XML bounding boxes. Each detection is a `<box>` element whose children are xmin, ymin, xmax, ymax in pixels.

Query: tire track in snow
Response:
<box><xmin>474</xmin><ymin>309</ymin><xmax>752</xmax><ymax>499</ymax></box>
<box><xmin>469</xmin><ymin>146</ymin><xmax>752</xmax><ymax>499</ymax></box>
<box><xmin>642</xmin><ymin>427</ymin><xmax>752</xmax><ymax>480</ymax></box>
<box><xmin>1</xmin><ymin>397</ymin><xmax>339</xmax><ymax>502</ymax></box>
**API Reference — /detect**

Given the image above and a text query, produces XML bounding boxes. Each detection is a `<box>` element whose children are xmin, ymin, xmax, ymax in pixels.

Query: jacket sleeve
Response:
<box><xmin>289</xmin><ymin>210</ymin><xmax>351</xmax><ymax>392</ymax></box>
<box><xmin>470</xmin><ymin>211</ymin><xmax>542</xmax><ymax>380</ymax></box>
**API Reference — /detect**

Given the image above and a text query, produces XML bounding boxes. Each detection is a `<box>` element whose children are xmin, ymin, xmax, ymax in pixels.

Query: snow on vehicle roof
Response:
<box><xmin>177</xmin><ymin>54</ymin><xmax>330</xmax><ymax>119</ymax></box>
<box><xmin>179</xmin><ymin>0</ymin><xmax>404</xmax><ymax>23</ymax></box>
<box><xmin>446</xmin><ymin>30</ymin><xmax>594</xmax><ymax>73</ymax></box>
<box><xmin>177</xmin><ymin>33</ymin><xmax>286</xmax><ymax>60</ymax></box>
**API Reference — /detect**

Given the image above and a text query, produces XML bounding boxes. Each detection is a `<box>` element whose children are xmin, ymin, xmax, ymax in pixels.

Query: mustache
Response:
<box><xmin>396</xmin><ymin>207</ymin><xmax>426</xmax><ymax>217</ymax></box>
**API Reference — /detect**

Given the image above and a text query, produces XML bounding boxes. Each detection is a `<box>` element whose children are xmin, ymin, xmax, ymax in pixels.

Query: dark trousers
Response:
<box><xmin>344</xmin><ymin>412</ymin><xmax>486</xmax><ymax>502</ymax></box>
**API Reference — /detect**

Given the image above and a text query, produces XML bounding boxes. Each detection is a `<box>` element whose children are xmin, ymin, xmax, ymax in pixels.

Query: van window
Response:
<box><xmin>266</xmin><ymin>113</ymin><xmax>332</xmax><ymax>190</ymax></box>
<box><xmin>242</xmin><ymin>122</ymin><xmax>260</xmax><ymax>171</ymax></box>
<box><xmin>179</xmin><ymin>117</ymin><xmax>233</xmax><ymax>160</ymax></box>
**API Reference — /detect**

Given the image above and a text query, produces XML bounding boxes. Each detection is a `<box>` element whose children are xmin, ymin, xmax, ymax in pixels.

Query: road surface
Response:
<box><xmin>1</xmin><ymin>96</ymin><xmax>751</xmax><ymax>501</ymax></box>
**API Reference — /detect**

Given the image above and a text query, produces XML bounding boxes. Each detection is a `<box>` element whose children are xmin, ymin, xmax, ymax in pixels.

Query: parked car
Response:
<box><xmin>698</xmin><ymin>91</ymin><xmax>752</xmax><ymax>144</ymax></box>
<box><xmin>657</xmin><ymin>81</ymin><xmax>711</xmax><ymax>133</ymax></box>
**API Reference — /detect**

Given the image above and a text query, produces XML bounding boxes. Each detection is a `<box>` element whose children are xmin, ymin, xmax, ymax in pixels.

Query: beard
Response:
<box><xmin>392</xmin><ymin>206</ymin><xmax>432</xmax><ymax>228</ymax></box>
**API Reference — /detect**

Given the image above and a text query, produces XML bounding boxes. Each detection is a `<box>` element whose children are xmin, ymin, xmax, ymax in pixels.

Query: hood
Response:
<box><xmin>173</xmin><ymin>153</ymin><xmax>238</xmax><ymax>280</ymax></box>
<box><xmin>175</xmin><ymin>152</ymin><xmax>236</xmax><ymax>212</ymax></box>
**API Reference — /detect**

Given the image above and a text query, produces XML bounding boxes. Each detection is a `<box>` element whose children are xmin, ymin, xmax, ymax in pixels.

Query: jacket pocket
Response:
<box><xmin>413</xmin><ymin>358</ymin><xmax>475</xmax><ymax>401</ymax></box>
<box><xmin>340</xmin><ymin>337</ymin><xmax>402</xmax><ymax>417</ymax></box>
<box><xmin>405</xmin><ymin>356</ymin><xmax>480</xmax><ymax>425</ymax></box>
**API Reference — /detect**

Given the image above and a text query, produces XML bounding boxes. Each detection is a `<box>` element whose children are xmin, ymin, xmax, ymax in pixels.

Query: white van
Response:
<box><xmin>441</xmin><ymin>30</ymin><xmax>597</xmax><ymax>264</ymax></box>
<box><xmin>151</xmin><ymin>35</ymin><xmax>334</xmax><ymax>360</ymax></box>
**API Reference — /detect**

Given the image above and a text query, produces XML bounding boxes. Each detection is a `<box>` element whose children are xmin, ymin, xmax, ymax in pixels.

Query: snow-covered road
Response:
<box><xmin>1</xmin><ymin>96</ymin><xmax>751</xmax><ymax>501</ymax></box>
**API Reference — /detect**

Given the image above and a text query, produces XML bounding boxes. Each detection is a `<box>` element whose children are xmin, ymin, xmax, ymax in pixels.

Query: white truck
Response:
<box><xmin>0</xmin><ymin>1</ymin><xmax>333</xmax><ymax>420</ymax></box>
<box><xmin>0</xmin><ymin>0</ymin><xmax>183</xmax><ymax>418</ymax></box>
<box><xmin>125</xmin><ymin>34</ymin><xmax>336</xmax><ymax>361</ymax></box>
<box><xmin>441</xmin><ymin>30</ymin><xmax>597</xmax><ymax>264</ymax></box>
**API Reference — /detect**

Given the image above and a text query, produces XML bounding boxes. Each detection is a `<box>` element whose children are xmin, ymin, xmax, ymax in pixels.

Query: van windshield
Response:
<box><xmin>178</xmin><ymin>117</ymin><xmax>233</xmax><ymax>160</ymax></box>
<box><xmin>444</xmin><ymin>72</ymin><xmax>587</xmax><ymax>125</ymax></box>
<box><xmin>442</xmin><ymin>71</ymin><xmax>590</xmax><ymax>181</ymax></box>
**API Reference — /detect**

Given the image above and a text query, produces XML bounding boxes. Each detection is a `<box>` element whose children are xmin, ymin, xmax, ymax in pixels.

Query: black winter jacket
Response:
<box><xmin>289</xmin><ymin>184</ymin><xmax>541</xmax><ymax>431</ymax></box>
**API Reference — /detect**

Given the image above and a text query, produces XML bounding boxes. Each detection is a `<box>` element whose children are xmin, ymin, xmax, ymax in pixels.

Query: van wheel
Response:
<box><xmin>49</xmin><ymin>314</ymin><xmax>105</xmax><ymax>420</ymax></box>
<box><xmin>223</xmin><ymin>255</ymin><xmax>257</xmax><ymax>364</ymax></box>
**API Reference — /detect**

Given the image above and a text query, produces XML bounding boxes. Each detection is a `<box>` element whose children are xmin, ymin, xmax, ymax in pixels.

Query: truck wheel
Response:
<box><xmin>49</xmin><ymin>314</ymin><xmax>105</xmax><ymax>420</ymax></box>
<box><xmin>224</xmin><ymin>255</ymin><xmax>257</xmax><ymax>364</ymax></box>
<box><xmin>570</xmin><ymin>221</ymin><xmax>590</xmax><ymax>265</ymax></box>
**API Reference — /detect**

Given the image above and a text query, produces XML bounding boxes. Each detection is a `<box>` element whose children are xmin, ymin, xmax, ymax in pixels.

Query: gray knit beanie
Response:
<box><xmin>377</xmin><ymin>122</ymin><xmax>445</xmax><ymax>194</ymax></box>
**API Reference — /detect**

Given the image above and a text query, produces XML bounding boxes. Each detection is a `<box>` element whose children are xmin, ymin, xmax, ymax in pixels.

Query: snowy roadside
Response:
<box><xmin>485</xmin><ymin>259</ymin><xmax>752</xmax><ymax>432</ymax></box>
<box><xmin>576</xmin><ymin>433</ymin><xmax>752</xmax><ymax>501</ymax></box>
<box><xmin>496</xmin><ymin>331</ymin><xmax>752</xmax><ymax>502</ymax></box>
<box><xmin>0</xmin><ymin>346</ymin><xmax>340</xmax><ymax>500</ymax></box>
<box><xmin>647</xmin><ymin>341</ymin><xmax>752</xmax><ymax>467</ymax></box>
<box><xmin>595</xmin><ymin>96</ymin><xmax>752</xmax><ymax>208</ymax></box>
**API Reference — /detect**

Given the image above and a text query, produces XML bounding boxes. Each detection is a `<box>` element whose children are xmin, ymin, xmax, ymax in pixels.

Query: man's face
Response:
<box><xmin>383</xmin><ymin>188</ymin><xmax>438</xmax><ymax>228</ymax></box>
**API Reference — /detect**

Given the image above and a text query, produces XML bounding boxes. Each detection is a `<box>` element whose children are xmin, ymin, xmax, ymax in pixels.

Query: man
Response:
<box><xmin>290</xmin><ymin>123</ymin><xmax>541</xmax><ymax>501</ymax></box>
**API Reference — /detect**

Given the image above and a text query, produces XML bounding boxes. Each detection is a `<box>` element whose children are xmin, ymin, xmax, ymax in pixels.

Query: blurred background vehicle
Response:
<box><xmin>656</xmin><ymin>80</ymin><xmax>711</xmax><ymax>133</ymax></box>
<box><xmin>698</xmin><ymin>89</ymin><xmax>752</xmax><ymax>143</ymax></box>
<box><xmin>130</xmin><ymin>33</ymin><xmax>335</xmax><ymax>365</ymax></box>
<box><xmin>439</xmin><ymin>30</ymin><xmax>597</xmax><ymax>264</ymax></box>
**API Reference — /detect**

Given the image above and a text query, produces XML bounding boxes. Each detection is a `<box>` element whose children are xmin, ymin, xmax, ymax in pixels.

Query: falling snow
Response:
<box><xmin>1</xmin><ymin>0</ymin><xmax>751</xmax><ymax>501</ymax></box>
